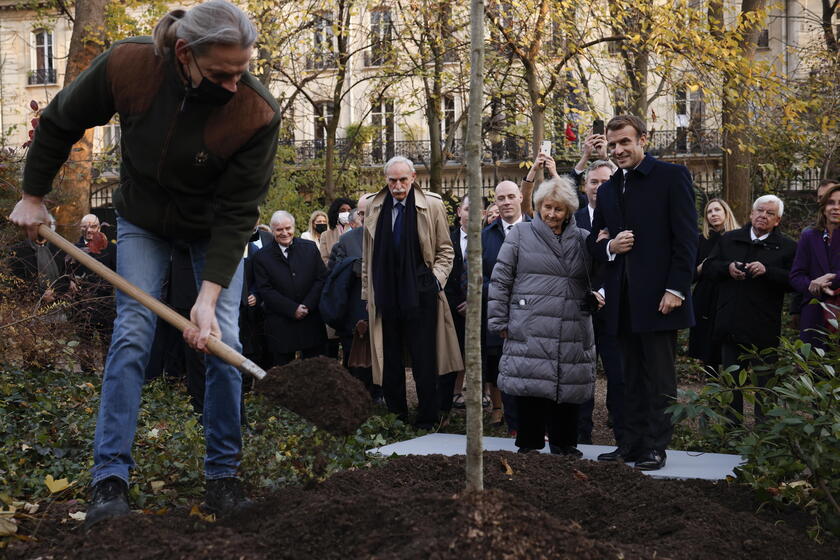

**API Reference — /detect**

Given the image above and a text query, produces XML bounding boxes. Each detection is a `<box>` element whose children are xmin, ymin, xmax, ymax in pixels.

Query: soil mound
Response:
<box><xmin>255</xmin><ymin>357</ymin><xmax>371</xmax><ymax>435</ymax></box>
<box><xmin>9</xmin><ymin>452</ymin><xmax>837</xmax><ymax>559</ymax></box>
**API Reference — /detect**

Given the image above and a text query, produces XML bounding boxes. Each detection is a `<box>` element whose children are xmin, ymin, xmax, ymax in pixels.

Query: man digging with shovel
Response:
<box><xmin>8</xmin><ymin>0</ymin><xmax>279</xmax><ymax>527</ymax></box>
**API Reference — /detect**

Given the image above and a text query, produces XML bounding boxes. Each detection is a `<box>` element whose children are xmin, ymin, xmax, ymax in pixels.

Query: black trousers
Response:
<box><xmin>721</xmin><ymin>341</ymin><xmax>775</xmax><ymax>424</ymax></box>
<box><xmin>515</xmin><ymin>396</ymin><xmax>579</xmax><ymax>449</ymax></box>
<box><xmin>381</xmin><ymin>290</ymin><xmax>438</xmax><ymax>426</ymax></box>
<box><xmin>578</xmin><ymin>326</ymin><xmax>625</xmax><ymax>445</ymax></box>
<box><xmin>484</xmin><ymin>347</ymin><xmax>519</xmax><ymax>431</ymax></box>
<box><xmin>618</xmin><ymin>329</ymin><xmax>678</xmax><ymax>454</ymax></box>
<box><xmin>272</xmin><ymin>346</ymin><xmax>323</xmax><ymax>368</ymax></box>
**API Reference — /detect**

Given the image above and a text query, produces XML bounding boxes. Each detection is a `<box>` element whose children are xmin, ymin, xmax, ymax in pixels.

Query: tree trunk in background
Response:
<box><xmin>523</xmin><ymin>61</ymin><xmax>543</xmax><ymax>216</ymax></box>
<box><xmin>55</xmin><ymin>0</ymin><xmax>107</xmax><ymax>238</ymax></box>
<box><xmin>464</xmin><ymin>0</ymin><xmax>485</xmax><ymax>493</ymax></box>
<box><xmin>719</xmin><ymin>0</ymin><xmax>766</xmax><ymax>223</ymax></box>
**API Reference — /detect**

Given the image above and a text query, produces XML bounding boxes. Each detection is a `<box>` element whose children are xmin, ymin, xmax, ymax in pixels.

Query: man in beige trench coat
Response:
<box><xmin>361</xmin><ymin>156</ymin><xmax>464</xmax><ymax>429</ymax></box>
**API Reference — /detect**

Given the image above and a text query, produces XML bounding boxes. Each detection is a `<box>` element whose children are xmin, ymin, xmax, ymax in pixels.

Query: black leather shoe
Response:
<box><xmin>634</xmin><ymin>450</ymin><xmax>667</xmax><ymax>471</ymax></box>
<box><xmin>205</xmin><ymin>478</ymin><xmax>252</xmax><ymax>516</ymax></box>
<box><xmin>549</xmin><ymin>444</ymin><xmax>583</xmax><ymax>458</ymax></box>
<box><xmin>596</xmin><ymin>446</ymin><xmax>640</xmax><ymax>462</ymax></box>
<box><xmin>84</xmin><ymin>477</ymin><xmax>130</xmax><ymax>529</ymax></box>
<box><xmin>517</xmin><ymin>447</ymin><xmax>539</xmax><ymax>454</ymax></box>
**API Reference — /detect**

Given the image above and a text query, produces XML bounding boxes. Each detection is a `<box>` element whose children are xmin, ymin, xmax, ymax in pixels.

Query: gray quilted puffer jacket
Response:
<box><xmin>487</xmin><ymin>213</ymin><xmax>596</xmax><ymax>404</ymax></box>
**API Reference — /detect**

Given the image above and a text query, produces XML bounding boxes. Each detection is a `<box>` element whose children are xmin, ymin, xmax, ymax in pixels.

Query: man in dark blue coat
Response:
<box><xmin>483</xmin><ymin>180</ymin><xmax>531</xmax><ymax>430</ymax></box>
<box><xmin>253</xmin><ymin>210</ymin><xmax>327</xmax><ymax>367</ymax></box>
<box><xmin>587</xmin><ymin>115</ymin><xmax>698</xmax><ymax>470</ymax></box>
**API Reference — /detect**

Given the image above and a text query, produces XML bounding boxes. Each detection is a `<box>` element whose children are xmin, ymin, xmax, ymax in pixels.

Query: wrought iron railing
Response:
<box><xmin>646</xmin><ymin>128</ymin><xmax>722</xmax><ymax>156</ymax></box>
<box><xmin>27</xmin><ymin>68</ymin><xmax>57</xmax><ymax>85</ymax></box>
<box><xmin>278</xmin><ymin>129</ymin><xmax>722</xmax><ymax>166</ymax></box>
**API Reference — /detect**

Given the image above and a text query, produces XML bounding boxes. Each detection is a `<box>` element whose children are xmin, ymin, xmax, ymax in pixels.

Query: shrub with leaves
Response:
<box><xmin>669</xmin><ymin>334</ymin><xmax>840</xmax><ymax>538</ymax></box>
<box><xmin>0</xmin><ymin>365</ymin><xmax>419</xmax><ymax>513</ymax></box>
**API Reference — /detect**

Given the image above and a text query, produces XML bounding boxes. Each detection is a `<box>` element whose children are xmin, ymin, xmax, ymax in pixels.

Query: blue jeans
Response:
<box><xmin>92</xmin><ymin>217</ymin><xmax>244</xmax><ymax>485</ymax></box>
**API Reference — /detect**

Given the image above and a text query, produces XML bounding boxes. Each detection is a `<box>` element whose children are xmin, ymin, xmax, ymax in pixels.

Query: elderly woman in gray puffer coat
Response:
<box><xmin>488</xmin><ymin>175</ymin><xmax>603</xmax><ymax>456</ymax></box>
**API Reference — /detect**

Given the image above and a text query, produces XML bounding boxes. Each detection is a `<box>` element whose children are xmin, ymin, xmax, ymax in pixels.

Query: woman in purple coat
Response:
<box><xmin>789</xmin><ymin>184</ymin><xmax>840</xmax><ymax>348</ymax></box>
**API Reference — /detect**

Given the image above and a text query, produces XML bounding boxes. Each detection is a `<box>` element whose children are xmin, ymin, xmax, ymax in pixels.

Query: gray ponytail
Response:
<box><xmin>153</xmin><ymin>0</ymin><xmax>257</xmax><ymax>59</ymax></box>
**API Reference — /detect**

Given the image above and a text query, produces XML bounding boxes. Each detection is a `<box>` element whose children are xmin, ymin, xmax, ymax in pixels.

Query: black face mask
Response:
<box><xmin>184</xmin><ymin>54</ymin><xmax>235</xmax><ymax>106</ymax></box>
<box><xmin>314</xmin><ymin>223</ymin><xmax>328</xmax><ymax>234</ymax></box>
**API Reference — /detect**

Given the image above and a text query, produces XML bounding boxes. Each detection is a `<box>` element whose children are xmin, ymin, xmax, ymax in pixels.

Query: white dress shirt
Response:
<box><xmin>460</xmin><ymin>228</ymin><xmax>468</xmax><ymax>260</ymax></box>
<box><xmin>501</xmin><ymin>215</ymin><xmax>523</xmax><ymax>236</ymax></box>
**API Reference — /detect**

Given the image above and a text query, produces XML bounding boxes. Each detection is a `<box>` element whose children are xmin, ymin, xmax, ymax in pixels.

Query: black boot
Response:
<box><xmin>84</xmin><ymin>477</ymin><xmax>130</xmax><ymax>529</ymax></box>
<box><xmin>549</xmin><ymin>444</ymin><xmax>583</xmax><ymax>458</ymax></box>
<box><xmin>205</xmin><ymin>477</ymin><xmax>252</xmax><ymax>515</ymax></box>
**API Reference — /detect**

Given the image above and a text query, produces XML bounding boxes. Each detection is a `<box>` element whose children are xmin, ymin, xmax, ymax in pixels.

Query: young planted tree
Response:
<box><xmin>464</xmin><ymin>0</ymin><xmax>485</xmax><ymax>492</ymax></box>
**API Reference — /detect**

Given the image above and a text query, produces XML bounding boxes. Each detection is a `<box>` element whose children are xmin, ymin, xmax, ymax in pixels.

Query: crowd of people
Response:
<box><xmin>6</xmin><ymin>0</ymin><xmax>840</xmax><ymax>531</ymax></box>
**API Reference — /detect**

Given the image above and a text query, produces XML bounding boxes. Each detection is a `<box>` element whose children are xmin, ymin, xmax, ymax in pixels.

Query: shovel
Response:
<box><xmin>38</xmin><ymin>224</ymin><xmax>266</xmax><ymax>380</ymax></box>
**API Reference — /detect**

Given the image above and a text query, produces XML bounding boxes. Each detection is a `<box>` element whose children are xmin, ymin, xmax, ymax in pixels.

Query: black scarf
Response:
<box><xmin>372</xmin><ymin>187</ymin><xmax>422</xmax><ymax>319</ymax></box>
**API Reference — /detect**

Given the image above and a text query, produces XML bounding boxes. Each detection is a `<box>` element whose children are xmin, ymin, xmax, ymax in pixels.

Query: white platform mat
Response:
<box><xmin>369</xmin><ymin>433</ymin><xmax>745</xmax><ymax>481</ymax></box>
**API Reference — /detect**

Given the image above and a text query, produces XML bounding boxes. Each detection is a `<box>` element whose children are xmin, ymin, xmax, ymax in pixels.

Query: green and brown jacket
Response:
<box><xmin>23</xmin><ymin>37</ymin><xmax>280</xmax><ymax>287</ymax></box>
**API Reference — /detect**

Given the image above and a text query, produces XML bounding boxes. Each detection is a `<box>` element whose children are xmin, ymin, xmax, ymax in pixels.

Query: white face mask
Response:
<box><xmin>338</xmin><ymin>211</ymin><xmax>350</xmax><ymax>225</ymax></box>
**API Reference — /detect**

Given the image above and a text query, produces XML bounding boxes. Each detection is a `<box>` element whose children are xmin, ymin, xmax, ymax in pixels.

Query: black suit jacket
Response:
<box><xmin>703</xmin><ymin>224</ymin><xmax>796</xmax><ymax>349</ymax></box>
<box><xmin>252</xmin><ymin>238</ymin><xmax>327</xmax><ymax>353</ymax></box>
<box><xmin>328</xmin><ymin>227</ymin><xmax>364</xmax><ymax>271</ymax></box>
<box><xmin>587</xmin><ymin>155</ymin><xmax>698</xmax><ymax>334</ymax></box>
<box><xmin>444</xmin><ymin>227</ymin><xmax>467</xmax><ymax>310</ymax></box>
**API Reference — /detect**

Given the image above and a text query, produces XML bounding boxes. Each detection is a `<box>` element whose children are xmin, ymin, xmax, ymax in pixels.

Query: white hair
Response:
<box><xmin>753</xmin><ymin>194</ymin><xmax>784</xmax><ymax>217</ymax></box>
<box><xmin>383</xmin><ymin>156</ymin><xmax>415</xmax><ymax>175</ymax></box>
<box><xmin>269</xmin><ymin>210</ymin><xmax>295</xmax><ymax>227</ymax></box>
<box><xmin>533</xmin><ymin>176</ymin><xmax>579</xmax><ymax>214</ymax></box>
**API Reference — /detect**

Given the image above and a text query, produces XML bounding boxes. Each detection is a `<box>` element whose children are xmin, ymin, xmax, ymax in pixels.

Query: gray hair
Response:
<box><xmin>753</xmin><ymin>194</ymin><xmax>784</xmax><ymax>217</ymax></box>
<box><xmin>348</xmin><ymin>208</ymin><xmax>362</xmax><ymax>226</ymax></box>
<box><xmin>153</xmin><ymin>0</ymin><xmax>257</xmax><ymax>59</ymax></box>
<box><xmin>269</xmin><ymin>210</ymin><xmax>295</xmax><ymax>227</ymax></box>
<box><xmin>584</xmin><ymin>159</ymin><xmax>616</xmax><ymax>181</ymax></box>
<box><xmin>383</xmin><ymin>156</ymin><xmax>415</xmax><ymax>175</ymax></box>
<box><xmin>533</xmin><ymin>175</ymin><xmax>579</xmax><ymax>214</ymax></box>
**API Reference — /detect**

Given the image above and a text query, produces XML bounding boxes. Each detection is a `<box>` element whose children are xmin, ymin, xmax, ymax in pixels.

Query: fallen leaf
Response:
<box><xmin>150</xmin><ymin>481</ymin><xmax>165</xmax><ymax>494</ymax></box>
<box><xmin>23</xmin><ymin>503</ymin><xmax>39</xmax><ymax>514</ymax></box>
<box><xmin>500</xmin><ymin>457</ymin><xmax>514</xmax><ymax>476</ymax></box>
<box><xmin>572</xmin><ymin>469</ymin><xmax>589</xmax><ymax>481</ymax></box>
<box><xmin>44</xmin><ymin>475</ymin><xmax>74</xmax><ymax>494</ymax></box>
<box><xmin>0</xmin><ymin>518</ymin><xmax>17</xmax><ymax>537</ymax></box>
<box><xmin>68</xmin><ymin>511</ymin><xmax>86</xmax><ymax>521</ymax></box>
<box><xmin>189</xmin><ymin>505</ymin><xmax>215</xmax><ymax>523</ymax></box>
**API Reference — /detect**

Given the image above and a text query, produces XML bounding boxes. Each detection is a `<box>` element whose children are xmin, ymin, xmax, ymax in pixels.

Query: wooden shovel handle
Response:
<box><xmin>38</xmin><ymin>224</ymin><xmax>266</xmax><ymax>380</ymax></box>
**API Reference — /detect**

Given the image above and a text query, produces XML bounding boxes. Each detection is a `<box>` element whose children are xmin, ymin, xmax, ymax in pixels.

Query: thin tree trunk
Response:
<box><xmin>464</xmin><ymin>0</ymin><xmax>485</xmax><ymax>493</ymax></box>
<box><xmin>56</xmin><ymin>0</ymin><xmax>107</xmax><ymax>238</ymax></box>
<box><xmin>721</xmin><ymin>0</ymin><xmax>767</xmax><ymax>223</ymax></box>
<box><xmin>524</xmin><ymin>62</ymin><xmax>543</xmax><ymax>217</ymax></box>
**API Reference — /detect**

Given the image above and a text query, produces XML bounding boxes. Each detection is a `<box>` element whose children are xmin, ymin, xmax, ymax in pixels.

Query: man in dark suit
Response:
<box><xmin>325</xmin><ymin>199</ymin><xmax>379</xmax><ymax>400</ymax></box>
<box><xmin>587</xmin><ymin>115</ymin><xmax>698</xmax><ymax>470</ymax></box>
<box><xmin>443</xmin><ymin>195</ymin><xmax>470</xmax><ymax>412</ymax></box>
<box><xmin>483</xmin><ymin>180</ymin><xmax>531</xmax><ymax>430</ymax></box>
<box><xmin>252</xmin><ymin>210</ymin><xmax>327</xmax><ymax>367</ymax></box>
<box><xmin>703</xmin><ymin>194</ymin><xmax>795</xmax><ymax>423</ymax></box>
<box><xmin>68</xmin><ymin>214</ymin><xmax>117</xmax><ymax>340</ymax></box>
<box><xmin>574</xmin><ymin>160</ymin><xmax>625</xmax><ymax>447</ymax></box>
<box><xmin>241</xmin><ymin>223</ymin><xmax>275</xmax><ymax>371</ymax></box>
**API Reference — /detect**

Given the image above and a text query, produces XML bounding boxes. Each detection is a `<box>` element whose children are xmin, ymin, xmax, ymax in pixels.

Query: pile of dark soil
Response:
<box><xmin>255</xmin><ymin>357</ymin><xmax>371</xmax><ymax>435</ymax></box>
<box><xmin>9</xmin><ymin>452</ymin><xmax>836</xmax><ymax>559</ymax></box>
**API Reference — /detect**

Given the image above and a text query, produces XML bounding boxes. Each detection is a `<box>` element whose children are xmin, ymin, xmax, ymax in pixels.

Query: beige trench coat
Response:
<box><xmin>361</xmin><ymin>185</ymin><xmax>464</xmax><ymax>385</ymax></box>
